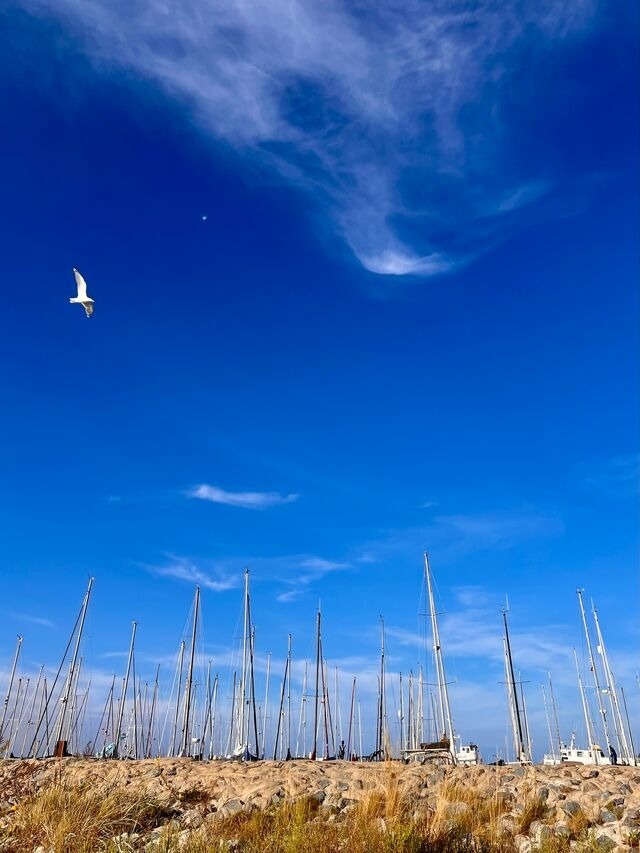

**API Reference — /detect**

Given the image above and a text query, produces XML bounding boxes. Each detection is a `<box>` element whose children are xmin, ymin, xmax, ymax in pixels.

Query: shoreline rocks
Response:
<box><xmin>1</xmin><ymin>758</ymin><xmax>638</xmax><ymax>849</ymax></box>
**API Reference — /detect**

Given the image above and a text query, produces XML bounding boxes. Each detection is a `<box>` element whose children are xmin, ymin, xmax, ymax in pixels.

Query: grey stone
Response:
<box><xmin>560</xmin><ymin>800</ymin><xmax>582</xmax><ymax>817</ymax></box>
<box><xmin>514</xmin><ymin>835</ymin><xmax>532</xmax><ymax>853</ymax></box>
<box><xmin>220</xmin><ymin>798</ymin><xmax>244</xmax><ymax>816</ymax></box>
<box><xmin>594</xmin><ymin>834</ymin><xmax>616</xmax><ymax>851</ymax></box>
<box><xmin>599</xmin><ymin>808</ymin><xmax>618</xmax><ymax>823</ymax></box>
<box><xmin>537</xmin><ymin>786</ymin><xmax>549</xmax><ymax>801</ymax></box>
<box><xmin>270</xmin><ymin>787</ymin><xmax>285</xmax><ymax>805</ymax></box>
<box><xmin>308</xmin><ymin>789</ymin><xmax>326</xmax><ymax>806</ymax></box>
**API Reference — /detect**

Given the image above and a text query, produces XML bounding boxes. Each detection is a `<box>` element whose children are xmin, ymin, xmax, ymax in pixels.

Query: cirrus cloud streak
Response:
<box><xmin>189</xmin><ymin>483</ymin><xmax>299</xmax><ymax>510</ymax></box>
<box><xmin>14</xmin><ymin>0</ymin><xmax>598</xmax><ymax>278</ymax></box>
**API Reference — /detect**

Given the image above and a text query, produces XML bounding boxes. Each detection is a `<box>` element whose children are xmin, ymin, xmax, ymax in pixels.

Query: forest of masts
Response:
<box><xmin>0</xmin><ymin>557</ymin><xmax>637</xmax><ymax>766</ymax></box>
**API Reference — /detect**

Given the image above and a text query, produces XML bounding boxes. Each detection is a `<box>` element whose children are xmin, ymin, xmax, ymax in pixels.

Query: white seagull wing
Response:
<box><xmin>73</xmin><ymin>268</ymin><xmax>89</xmax><ymax>300</ymax></box>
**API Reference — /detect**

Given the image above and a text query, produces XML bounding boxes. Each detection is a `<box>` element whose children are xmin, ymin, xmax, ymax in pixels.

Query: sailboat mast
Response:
<box><xmin>146</xmin><ymin>665</ymin><xmax>160</xmax><ymax>758</ymax></box>
<box><xmin>20</xmin><ymin>666</ymin><xmax>44</xmax><ymax>758</ymax></box>
<box><xmin>273</xmin><ymin>646</ymin><xmax>288</xmax><ymax>759</ymax></box>
<box><xmin>548</xmin><ymin>672</ymin><xmax>562</xmax><ymax>753</ymax></box>
<box><xmin>114</xmin><ymin>621</ymin><xmax>137</xmax><ymax>759</ymax></box>
<box><xmin>424</xmin><ymin>553</ymin><xmax>455</xmax><ymax>757</ymax></box>
<box><xmin>592</xmin><ymin>601</ymin><xmax>631</xmax><ymax>763</ymax></box>
<box><xmin>238</xmin><ymin>569</ymin><xmax>250</xmax><ymax>753</ymax></box>
<box><xmin>502</xmin><ymin>609</ymin><xmax>527</xmax><ymax>762</ymax></box>
<box><xmin>541</xmin><ymin>684</ymin><xmax>555</xmax><ymax>758</ymax></box>
<box><xmin>519</xmin><ymin>674</ymin><xmax>532</xmax><ymax>760</ymax></box>
<box><xmin>409</xmin><ymin>671</ymin><xmax>416</xmax><ymax>750</ymax></box>
<box><xmin>296</xmin><ymin>660</ymin><xmax>308</xmax><ymax>758</ymax></box>
<box><xmin>376</xmin><ymin>616</ymin><xmax>386</xmax><ymax>758</ymax></box>
<box><xmin>4</xmin><ymin>678</ymin><xmax>25</xmax><ymax>758</ymax></box>
<box><xmin>311</xmin><ymin>610</ymin><xmax>321</xmax><ymax>760</ymax></box>
<box><xmin>286</xmin><ymin>635</ymin><xmax>292</xmax><ymax>758</ymax></box>
<box><xmin>577</xmin><ymin>589</ymin><xmax>612</xmax><ymax>752</ymax></box>
<box><xmin>209</xmin><ymin>674</ymin><xmax>219</xmax><ymax>759</ymax></box>
<box><xmin>54</xmin><ymin>577</ymin><xmax>94</xmax><ymax>755</ymax></box>
<box><xmin>0</xmin><ymin>635</ymin><xmax>23</xmax><ymax>744</ymax></box>
<box><xmin>248</xmin><ymin>621</ymin><xmax>259</xmax><ymax>758</ymax></box>
<box><xmin>346</xmin><ymin>676</ymin><xmax>356</xmax><ymax>759</ymax></box>
<box><xmin>180</xmin><ymin>586</ymin><xmax>200</xmax><ymax>756</ymax></box>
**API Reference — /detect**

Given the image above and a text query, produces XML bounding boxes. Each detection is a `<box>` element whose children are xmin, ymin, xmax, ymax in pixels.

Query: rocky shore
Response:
<box><xmin>1</xmin><ymin>758</ymin><xmax>638</xmax><ymax>851</ymax></box>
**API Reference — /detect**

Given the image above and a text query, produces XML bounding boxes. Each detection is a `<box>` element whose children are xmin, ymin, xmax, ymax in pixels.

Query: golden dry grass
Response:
<box><xmin>3</xmin><ymin>781</ymin><xmax>173</xmax><ymax>853</ymax></box>
<box><xmin>0</xmin><ymin>760</ymin><xmax>618</xmax><ymax>853</ymax></box>
<box><xmin>0</xmin><ymin>767</ymin><xmax>521</xmax><ymax>853</ymax></box>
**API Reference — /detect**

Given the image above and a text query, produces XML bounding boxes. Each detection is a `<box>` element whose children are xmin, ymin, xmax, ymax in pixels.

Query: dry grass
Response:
<box><xmin>0</xmin><ymin>765</ymin><xmax>523</xmax><ymax>853</ymax></box>
<box><xmin>516</xmin><ymin>792</ymin><xmax>549</xmax><ymax>834</ymax></box>
<box><xmin>4</xmin><ymin>760</ymin><xmax>624</xmax><ymax>853</ymax></box>
<box><xmin>565</xmin><ymin>805</ymin><xmax>593</xmax><ymax>840</ymax></box>
<box><xmin>4</xmin><ymin>781</ymin><xmax>174</xmax><ymax>853</ymax></box>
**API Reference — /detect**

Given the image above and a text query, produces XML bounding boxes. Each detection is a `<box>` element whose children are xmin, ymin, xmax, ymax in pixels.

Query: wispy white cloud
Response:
<box><xmin>16</xmin><ymin>0</ymin><xmax>597</xmax><ymax>278</ymax></box>
<box><xmin>9</xmin><ymin>612</ymin><xmax>56</xmax><ymax>629</ymax></box>
<box><xmin>189</xmin><ymin>484</ymin><xmax>298</xmax><ymax>510</ymax></box>
<box><xmin>275</xmin><ymin>556</ymin><xmax>350</xmax><ymax>603</ymax></box>
<box><xmin>147</xmin><ymin>557</ymin><xmax>240</xmax><ymax>592</ymax></box>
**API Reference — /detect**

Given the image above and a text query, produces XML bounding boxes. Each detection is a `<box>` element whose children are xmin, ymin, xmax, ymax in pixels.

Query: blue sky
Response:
<box><xmin>0</xmin><ymin>0</ymin><xmax>638</xmax><ymax>759</ymax></box>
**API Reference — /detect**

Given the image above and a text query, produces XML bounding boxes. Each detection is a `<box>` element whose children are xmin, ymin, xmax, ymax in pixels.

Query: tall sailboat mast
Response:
<box><xmin>424</xmin><ymin>552</ymin><xmax>455</xmax><ymax>759</ymax></box>
<box><xmin>502</xmin><ymin>608</ymin><xmax>529</xmax><ymax>763</ymax></box>
<box><xmin>0</xmin><ymin>635</ymin><xmax>23</xmax><ymax>746</ymax></box>
<box><xmin>311</xmin><ymin>610</ymin><xmax>321</xmax><ymax>760</ymax></box>
<box><xmin>237</xmin><ymin>569</ymin><xmax>250</xmax><ymax>755</ymax></box>
<box><xmin>577</xmin><ymin>589</ymin><xmax>612</xmax><ymax>753</ymax></box>
<box><xmin>376</xmin><ymin>616</ymin><xmax>387</xmax><ymax>758</ymax></box>
<box><xmin>53</xmin><ymin>576</ymin><xmax>94</xmax><ymax>756</ymax></box>
<box><xmin>592</xmin><ymin>600</ymin><xmax>632</xmax><ymax>764</ymax></box>
<box><xmin>180</xmin><ymin>586</ymin><xmax>200</xmax><ymax>757</ymax></box>
<box><xmin>114</xmin><ymin>621</ymin><xmax>137</xmax><ymax>759</ymax></box>
<box><xmin>548</xmin><ymin>672</ymin><xmax>562</xmax><ymax>754</ymax></box>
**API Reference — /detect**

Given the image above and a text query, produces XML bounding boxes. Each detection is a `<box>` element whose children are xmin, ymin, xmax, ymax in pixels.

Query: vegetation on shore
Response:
<box><xmin>1</xmin><ymin>761</ymin><xmax>633</xmax><ymax>853</ymax></box>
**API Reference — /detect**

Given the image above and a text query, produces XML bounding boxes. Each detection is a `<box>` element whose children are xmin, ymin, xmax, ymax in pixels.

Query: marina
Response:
<box><xmin>1</xmin><ymin>558</ymin><xmax>637</xmax><ymax>768</ymax></box>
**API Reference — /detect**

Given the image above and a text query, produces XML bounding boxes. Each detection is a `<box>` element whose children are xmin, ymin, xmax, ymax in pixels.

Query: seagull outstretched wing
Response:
<box><xmin>73</xmin><ymin>268</ymin><xmax>88</xmax><ymax>300</ymax></box>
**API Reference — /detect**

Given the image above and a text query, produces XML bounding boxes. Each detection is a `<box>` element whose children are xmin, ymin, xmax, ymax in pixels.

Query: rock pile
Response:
<box><xmin>0</xmin><ymin>758</ymin><xmax>638</xmax><ymax>850</ymax></box>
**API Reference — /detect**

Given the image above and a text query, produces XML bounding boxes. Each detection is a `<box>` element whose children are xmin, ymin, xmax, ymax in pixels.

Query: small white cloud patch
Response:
<box><xmin>189</xmin><ymin>484</ymin><xmax>298</xmax><ymax>510</ymax></box>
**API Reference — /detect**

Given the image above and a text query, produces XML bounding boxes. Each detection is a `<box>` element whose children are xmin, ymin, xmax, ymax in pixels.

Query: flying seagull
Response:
<box><xmin>70</xmin><ymin>268</ymin><xmax>94</xmax><ymax>317</ymax></box>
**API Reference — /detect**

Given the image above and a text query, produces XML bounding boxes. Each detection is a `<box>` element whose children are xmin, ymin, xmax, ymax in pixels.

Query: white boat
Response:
<box><xmin>544</xmin><ymin>734</ymin><xmax>610</xmax><ymax>765</ymax></box>
<box><xmin>456</xmin><ymin>742</ymin><xmax>482</xmax><ymax>765</ymax></box>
